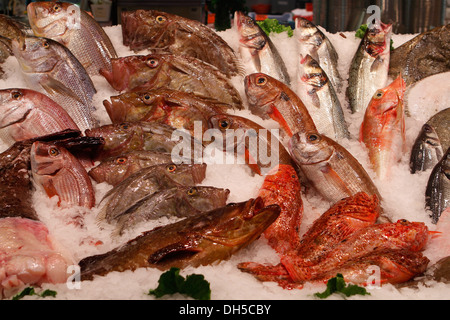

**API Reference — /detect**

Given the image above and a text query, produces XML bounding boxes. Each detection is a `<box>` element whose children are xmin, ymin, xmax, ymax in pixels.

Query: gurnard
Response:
<box><xmin>360</xmin><ymin>75</ymin><xmax>406</xmax><ymax>180</ymax></box>
<box><xmin>234</xmin><ymin>11</ymin><xmax>290</xmax><ymax>85</ymax></box>
<box><xmin>79</xmin><ymin>198</ymin><xmax>280</xmax><ymax>280</ymax></box>
<box><xmin>27</xmin><ymin>1</ymin><xmax>118</xmax><ymax>76</ymax></box>
<box><xmin>121</xmin><ymin>10</ymin><xmax>242</xmax><ymax>78</ymax></box>
<box><xmin>347</xmin><ymin>22</ymin><xmax>392</xmax><ymax>114</ymax></box>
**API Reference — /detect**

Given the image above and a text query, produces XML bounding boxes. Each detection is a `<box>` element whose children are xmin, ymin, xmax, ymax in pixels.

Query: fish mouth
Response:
<box><xmin>103</xmin><ymin>97</ymin><xmax>129</xmax><ymax>123</ymax></box>
<box><xmin>191</xmin><ymin>163</ymin><xmax>207</xmax><ymax>184</ymax></box>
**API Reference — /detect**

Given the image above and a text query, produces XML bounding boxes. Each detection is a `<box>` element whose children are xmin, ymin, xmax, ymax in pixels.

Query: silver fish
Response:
<box><xmin>296</xmin><ymin>54</ymin><xmax>349</xmax><ymax>140</ymax></box>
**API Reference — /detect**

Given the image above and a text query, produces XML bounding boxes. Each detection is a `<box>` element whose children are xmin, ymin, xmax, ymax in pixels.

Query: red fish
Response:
<box><xmin>257</xmin><ymin>164</ymin><xmax>303</xmax><ymax>254</ymax></box>
<box><xmin>359</xmin><ymin>75</ymin><xmax>406</xmax><ymax>180</ymax></box>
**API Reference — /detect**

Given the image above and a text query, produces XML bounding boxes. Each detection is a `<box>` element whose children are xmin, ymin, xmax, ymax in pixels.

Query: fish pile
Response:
<box><xmin>0</xmin><ymin>2</ymin><xmax>448</xmax><ymax>299</ymax></box>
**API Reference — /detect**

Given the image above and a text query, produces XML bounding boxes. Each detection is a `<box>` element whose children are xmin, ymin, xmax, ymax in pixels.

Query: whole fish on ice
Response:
<box><xmin>347</xmin><ymin>22</ymin><xmax>392</xmax><ymax>114</ymax></box>
<box><xmin>234</xmin><ymin>11</ymin><xmax>290</xmax><ymax>85</ymax></box>
<box><xmin>296</xmin><ymin>54</ymin><xmax>349</xmax><ymax>140</ymax></box>
<box><xmin>121</xmin><ymin>9</ymin><xmax>242</xmax><ymax>78</ymax></box>
<box><xmin>0</xmin><ymin>88</ymin><xmax>79</xmax><ymax>144</ymax></box>
<box><xmin>410</xmin><ymin>108</ymin><xmax>450</xmax><ymax>174</ymax></box>
<box><xmin>27</xmin><ymin>1</ymin><xmax>117</xmax><ymax>76</ymax></box>
<box><xmin>360</xmin><ymin>75</ymin><xmax>406</xmax><ymax>180</ymax></box>
<box><xmin>0</xmin><ymin>14</ymin><xmax>27</xmax><ymax>72</ymax></box>
<box><xmin>79</xmin><ymin>198</ymin><xmax>280</xmax><ymax>280</ymax></box>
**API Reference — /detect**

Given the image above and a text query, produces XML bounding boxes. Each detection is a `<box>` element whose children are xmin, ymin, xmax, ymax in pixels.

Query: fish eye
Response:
<box><xmin>256</xmin><ymin>76</ymin><xmax>267</xmax><ymax>86</ymax></box>
<box><xmin>120</xmin><ymin>123</ymin><xmax>129</xmax><ymax>130</ymax></box>
<box><xmin>53</xmin><ymin>4</ymin><xmax>61</xmax><ymax>12</ymax></box>
<box><xmin>42</xmin><ymin>40</ymin><xmax>50</xmax><ymax>49</ymax></box>
<box><xmin>374</xmin><ymin>90</ymin><xmax>384</xmax><ymax>99</ymax></box>
<box><xmin>166</xmin><ymin>164</ymin><xmax>177</xmax><ymax>172</ymax></box>
<box><xmin>307</xmin><ymin>133</ymin><xmax>320</xmax><ymax>142</ymax></box>
<box><xmin>142</xmin><ymin>93</ymin><xmax>152</xmax><ymax>104</ymax></box>
<box><xmin>116</xmin><ymin>157</ymin><xmax>127</xmax><ymax>164</ymax></box>
<box><xmin>219</xmin><ymin>119</ymin><xmax>230</xmax><ymax>129</ymax></box>
<box><xmin>399</xmin><ymin>219</ymin><xmax>409</xmax><ymax>224</ymax></box>
<box><xmin>49</xmin><ymin>147</ymin><xmax>60</xmax><ymax>157</ymax></box>
<box><xmin>156</xmin><ymin>15</ymin><xmax>167</xmax><ymax>23</ymax></box>
<box><xmin>187</xmin><ymin>187</ymin><xmax>197</xmax><ymax>196</ymax></box>
<box><xmin>146</xmin><ymin>58</ymin><xmax>159</xmax><ymax>68</ymax></box>
<box><xmin>11</xmin><ymin>91</ymin><xmax>22</xmax><ymax>100</ymax></box>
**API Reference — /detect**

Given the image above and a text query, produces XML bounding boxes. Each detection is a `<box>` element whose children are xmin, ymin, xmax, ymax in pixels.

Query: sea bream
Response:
<box><xmin>79</xmin><ymin>198</ymin><xmax>280</xmax><ymax>280</ymax></box>
<box><xmin>295</xmin><ymin>17</ymin><xmax>343</xmax><ymax>93</ymax></box>
<box><xmin>27</xmin><ymin>1</ymin><xmax>118</xmax><ymax>76</ymax></box>
<box><xmin>0</xmin><ymin>88</ymin><xmax>79</xmax><ymax>144</ymax></box>
<box><xmin>347</xmin><ymin>22</ymin><xmax>392</xmax><ymax>114</ymax></box>
<box><xmin>8</xmin><ymin>35</ymin><xmax>98</xmax><ymax>132</ymax></box>
<box><xmin>120</xmin><ymin>9</ymin><xmax>242</xmax><ymax>78</ymax></box>
<box><xmin>296</xmin><ymin>54</ymin><xmax>349</xmax><ymax>140</ymax></box>
<box><xmin>360</xmin><ymin>75</ymin><xmax>406</xmax><ymax>180</ymax></box>
<box><xmin>234</xmin><ymin>11</ymin><xmax>290</xmax><ymax>85</ymax></box>
<box><xmin>410</xmin><ymin>108</ymin><xmax>450</xmax><ymax>174</ymax></box>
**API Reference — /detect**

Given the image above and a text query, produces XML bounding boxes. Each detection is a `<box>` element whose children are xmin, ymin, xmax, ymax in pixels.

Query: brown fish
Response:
<box><xmin>121</xmin><ymin>9</ymin><xmax>242</xmax><ymax>77</ymax></box>
<box><xmin>79</xmin><ymin>198</ymin><xmax>280</xmax><ymax>280</ymax></box>
<box><xmin>245</xmin><ymin>73</ymin><xmax>317</xmax><ymax>137</ymax></box>
<box><xmin>100</xmin><ymin>53</ymin><xmax>243</xmax><ymax>109</ymax></box>
<box><xmin>0</xmin><ymin>14</ymin><xmax>27</xmax><ymax>65</ymax></box>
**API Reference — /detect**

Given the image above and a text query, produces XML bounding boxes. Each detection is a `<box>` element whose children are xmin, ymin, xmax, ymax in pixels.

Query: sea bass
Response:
<box><xmin>9</xmin><ymin>35</ymin><xmax>98</xmax><ymax>132</ymax></box>
<box><xmin>410</xmin><ymin>108</ymin><xmax>450</xmax><ymax>174</ymax></box>
<box><xmin>234</xmin><ymin>11</ymin><xmax>290</xmax><ymax>85</ymax></box>
<box><xmin>281</xmin><ymin>219</ymin><xmax>429</xmax><ymax>282</ymax></box>
<box><xmin>296</xmin><ymin>54</ymin><xmax>349</xmax><ymax>140</ymax></box>
<box><xmin>79</xmin><ymin>198</ymin><xmax>280</xmax><ymax>280</ymax></box>
<box><xmin>0</xmin><ymin>88</ymin><xmax>79</xmax><ymax>144</ymax></box>
<box><xmin>0</xmin><ymin>217</ymin><xmax>73</xmax><ymax>299</ymax></box>
<box><xmin>112</xmin><ymin>185</ymin><xmax>230</xmax><ymax>235</ymax></box>
<box><xmin>289</xmin><ymin>131</ymin><xmax>381</xmax><ymax>205</ymax></box>
<box><xmin>121</xmin><ymin>9</ymin><xmax>242</xmax><ymax>78</ymax></box>
<box><xmin>295</xmin><ymin>17</ymin><xmax>343</xmax><ymax>92</ymax></box>
<box><xmin>27</xmin><ymin>1</ymin><xmax>117</xmax><ymax>76</ymax></box>
<box><xmin>360</xmin><ymin>75</ymin><xmax>406</xmax><ymax>180</ymax></box>
<box><xmin>245</xmin><ymin>73</ymin><xmax>317</xmax><ymax>137</ymax></box>
<box><xmin>97</xmin><ymin>163</ymin><xmax>207</xmax><ymax>225</ymax></box>
<box><xmin>347</xmin><ymin>22</ymin><xmax>392</xmax><ymax>114</ymax></box>
<box><xmin>256</xmin><ymin>164</ymin><xmax>303</xmax><ymax>254</ymax></box>
<box><xmin>103</xmin><ymin>88</ymin><xmax>232</xmax><ymax>135</ymax></box>
<box><xmin>30</xmin><ymin>140</ymin><xmax>95</xmax><ymax>208</ymax></box>
<box><xmin>425</xmin><ymin>147</ymin><xmax>450</xmax><ymax>224</ymax></box>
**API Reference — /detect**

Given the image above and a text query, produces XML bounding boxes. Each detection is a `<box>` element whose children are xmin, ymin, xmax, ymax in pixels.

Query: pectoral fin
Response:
<box><xmin>320</xmin><ymin>163</ymin><xmax>352</xmax><ymax>196</ymax></box>
<box><xmin>41</xmin><ymin>76</ymin><xmax>84</xmax><ymax>104</ymax></box>
<box><xmin>148</xmin><ymin>241</ymin><xmax>200</xmax><ymax>265</ymax></box>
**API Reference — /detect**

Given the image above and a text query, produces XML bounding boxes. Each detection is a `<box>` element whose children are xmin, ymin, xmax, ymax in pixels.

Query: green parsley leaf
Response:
<box><xmin>257</xmin><ymin>19</ymin><xmax>293</xmax><ymax>37</ymax></box>
<box><xmin>355</xmin><ymin>24</ymin><xmax>368</xmax><ymax>39</ymax></box>
<box><xmin>12</xmin><ymin>287</ymin><xmax>57</xmax><ymax>300</ymax></box>
<box><xmin>314</xmin><ymin>274</ymin><xmax>370</xmax><ymax>299</ymax></box>
<box><xmin>149</xmin><ymin>267</ymin><xmax>211</xmax><ymax>300</ymax></box>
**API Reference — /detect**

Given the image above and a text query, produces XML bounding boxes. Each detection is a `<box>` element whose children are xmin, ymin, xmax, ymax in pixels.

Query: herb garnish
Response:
<box><xmin>12</xmin><ymin>287</ymin><xmax>57</xmax><ymax>300</ymax></box>
<box><xmin>314</xmin><ymin>274</ymin><xmax>370</xmax><ymax>299</ymax></box>
<box><xmin>257</xmin><ymin>19</ymin><xmax>294</xmax><ymax>37</ymax></box>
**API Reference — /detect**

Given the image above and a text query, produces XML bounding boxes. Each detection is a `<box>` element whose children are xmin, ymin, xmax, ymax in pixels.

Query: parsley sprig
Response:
<box><xmin>314</xmin><ymin>274</ymin><xmax>370</xmax><ymax>299</ymax></box>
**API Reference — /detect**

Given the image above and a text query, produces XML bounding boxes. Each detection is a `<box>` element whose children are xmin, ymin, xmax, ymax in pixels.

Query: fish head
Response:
<box><xmin>410</xmin><ymin>123</ymin><xmax>443</xmax><ymax>173</ymax></box>
<box><xmin>204</xmin><ymin>198</ymin><xmax>281</xmax><ymax>247</ymax></box>
<box><xmin>30</xmin><ymin>141</ymin><xmax>69</xmax><ymax>176</ymax></box>
<box><xmin>245</xmin><ymin>73</ymin><xmax>281</xmax><ymax>117</ymax></box>
<box><xmin>104</xmin><ymin>91</ymin><xmax>157</xmax><ymax>123</ymax></box>
<box><xmin>181</xmin><ymin>186</ymin><xmax>230</xmax><ymax>212</ymax></box>
<box><xmin>289</xmin><ymin>131</ymin><xmax>334</xmax><ymax>165</ymax></box>
<box><xmin>0</xmin><ymin>89</ymin><xmax>34</xmax><ymax>129</ymax></box>
<box><xmin>27</xmin><ymin>1</ymin><xmax>78</xmax><ymax>44</ymax></box>
<box><xmin>88</xmin><ymin>153</ymin><xmax>142</xmax><ymax>185</ymax></box>
<box><xmin>389</xmin><ymin>219</ymin><xmax>430</xmax><ymax>251</ymax></box>
<box><xmin>11</xmin><ymin>36</ymin><xmax>59</xmax><ymax>73</ymax></box>
<box><xmin>366</xmin><ymin>75</ymin><xmax>405</xmax><ymax>119</ymax></box>
<box><xmin>295</xmin><ymin>17</ymin><xmax>322</xmax><ymax>46</ymax></box>
<box><xmin>234</xmin><ymin>12</ymin><xmax>266</xmax><ymax>49</ymax></box>
<box><xmin>163</xmin><ymin>162</ymin><xmax>207</xmax><ymax>185</ymax></box>
<box><xmin>365</xmin><ymin>22</ymin><xmax>392</xmax><ymax>57</ymax></box>
<box><xmin>298</xmin><ymin>54</ymin><xmax>328</xmax><ymax>88</ymax></box>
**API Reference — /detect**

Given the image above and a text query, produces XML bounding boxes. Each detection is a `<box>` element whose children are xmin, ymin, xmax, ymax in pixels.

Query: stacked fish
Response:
<box><xmin>0</xmin><ymin>1</ymin><xmax>448</xmax><ymax>298</ymax></box>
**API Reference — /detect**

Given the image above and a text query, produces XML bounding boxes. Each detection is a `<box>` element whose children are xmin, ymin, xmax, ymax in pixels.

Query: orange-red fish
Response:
<box><xmin>359</xmin><ymin>75</ymin><xmax>406</xmax><ymax>180</ymax></box>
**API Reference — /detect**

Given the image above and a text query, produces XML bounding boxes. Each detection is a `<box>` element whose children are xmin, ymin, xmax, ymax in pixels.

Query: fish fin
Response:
<box><xmin>320</xmin><ymin>162</ymin><xmax>352</xmax><ymax>196</ymax></box>
<box><xmin>41</xmin><ymin>77</ymin><xmax>85</xmax><ymax>104</ymax></box>
<box><xmin>371</xmin><ymin>55</ymin><xmax>385</xmax><ymax>73</ymax></box>
<box><xmin>269</xmin><ymin>104</ymin><xmax>293</xmax><ymax>137</ymax></box>
<box><xmin>148</xmin><ymin>241</ymin><xmax>200</xmax><ymax>265</ymax></box>
<box><xmin>309</xmin><ymin>91</ymin><xmax>321</xmax><ymax>109</ymax></box>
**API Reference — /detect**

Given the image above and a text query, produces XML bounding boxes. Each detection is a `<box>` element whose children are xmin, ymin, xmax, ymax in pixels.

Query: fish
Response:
<box><xmin>97</xmin><ymin>162</ymin><xmax>207</xmax><ymax>225</ymax></box>
<box><xmin>27</xmin><ymin>1</ymin><xmax>118</xmax><ymax>76</ymax></box>
<box><xmin>234</xmin><ymin>11</ymin><xmax>290</xmax><ymax>85</ymax></box>
<box><xmin>30</xmin><ymin>140</ymin><xmax>95</xmax><ymax>208</ymax></box>
<box><xmin>0</xmin><ymin>14</ymin><xmax>27</xmax><ymax>66</ymax></box>
<box><xmin>120</xmin><ymin>9</ymin><xmax>242</xmax><ymax>78</ymax></box>
<box><xmin>245</xmin><ymin>73</ymin><xmax>317</xmax><ymax>137</ymax></box>
<box><xmin>256</xmin><ymin>164</ymin><xmax>303</xmax><ymax>254</ymax></box>
<box><xmin>8</xmin><ymin>35</ymin><xmax>98</xmax><ymax>132</ymax></box>
<box><xmin>289</xmin><ymin>130</ymin><xmax>382</xmax><ymax>205</ymax></box>
<box><xmin>103</xmin><ymin>88</ymin><xmax>232</xmax><ymax>134</ymax></box>
<box><xmin>79</xmin><ymin>198</ymin><xmax>280</xmax><ymax>280</ymax></box>
<box><xmin>296</xmin><ymin>54</ymin><xmax>349</xmax><ymax>140</ymax></box>
<box><xmin>100</xmin><ymin>53</ymin><xmax>243</xmax><ymax>110</ymax></box>
<box><xmin>0</xmin><ymin>88</ymin><xmax>79</xmax><ymax>144</ymax></box>
<box><xmin>347</xmin><ymin>22</ymin><xmax>392</xmax><ymax>114</ymax></box>
<box><xmin>281</xmin><ymin>219</ymin><xmax>429</xmax><ymax>282</ymax></box>
<box><xmin>238</xmin><ymin>192</ymin><xmax>380</xmax><ymax>286</ymax></box>
<box><xmin>389</xmin><ymin>24</ymin><xmax>450</xmax><ymax>87</ymax></box>
<box><xmin>410</xmin><ymin>108</ymin><xmax>450</xmax><ymax>174</ymax></box>
<box><xmin>425</xmin><ymin>147</ymin><xmax>450</xmax><ymax>224</ymax></box>
<box><xmin>88</xmin><ymin>151</ymin><xmax>176</xmax><ymax>186</ymax></box>
<box><xmin>295</xmin><ymin>17</ymin><xmax>343</xmax><ymax>93</ymax></box>
<box><xmin>112</xmin><ymin>185</ymin><xmax>230</xmax><ymax>235</ymax></box>
<box><xmin>84</xmin><ymin>121</ymin><xmax>202</xmax><ymax>161</ymax></box>
<box><xmin>359</xmin><ymin>75</ymin><xmax>406</xmax><ymax>180</ymax></box>
<box><xmin>0</xmin><ymin>217</ymin><xmax>74</xmax><ymax>299</ymax></box>
<box><xmin>207</xmin><ymin>113</ymin><xmax>293</xmax><ymax>175</ymax></box>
